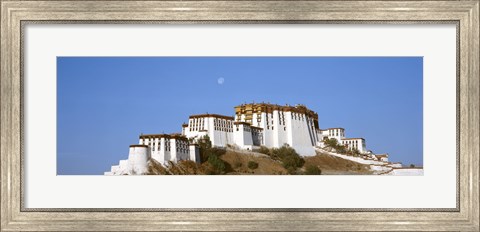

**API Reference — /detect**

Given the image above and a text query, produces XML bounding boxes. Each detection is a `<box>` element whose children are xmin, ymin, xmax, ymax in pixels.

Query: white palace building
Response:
<box><xmin>105</xmin><ymin>103</ymin><xmax>373</xmax><ymax>175</ymax></box>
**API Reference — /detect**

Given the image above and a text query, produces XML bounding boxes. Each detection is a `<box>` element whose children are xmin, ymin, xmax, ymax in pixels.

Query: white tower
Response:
<box><xmin>127</xmin><ymin>145</ymin><xmax>151</xmax><ymax>175</ymax></box>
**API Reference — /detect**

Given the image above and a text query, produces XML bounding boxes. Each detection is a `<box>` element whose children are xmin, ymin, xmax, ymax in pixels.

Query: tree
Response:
<box><xmin>198</xmin><ymin>135</ymin><xmax>212</xmax><ymax>150</ymax></box>
<box><xmin>271</xmin><ymin>145</ymin><xmax>305</xmax><ymax>174</ymax></box>
<box><xmin>197</xmin><ymin>135</ymin><xmax>226</xmax><ymax>167</ymax></box>
<box><xmin>197</xmin><ymin>135</ymin><xmax>213</xmax><ymax>163</ymax></box>
<box><xmin>324</xmin><ymin>138</ymin><xmax>339</xmax><ymax>148</ymax></box>
<box><xmin>410</xmin><ymin>164</ymin><xmax>415</xmax><ymax>168</ymax></box>
<box><xmin>336</xmin><ymin>145</ymin><xmax>347</xmax><ymax>154</ymax></box>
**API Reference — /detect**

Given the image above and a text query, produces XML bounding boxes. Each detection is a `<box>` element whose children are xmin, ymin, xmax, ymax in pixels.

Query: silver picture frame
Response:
<box><xmin>1</xmin><ymin>1</ymin><xmax>478</xmax><ymax>231</ymax></box>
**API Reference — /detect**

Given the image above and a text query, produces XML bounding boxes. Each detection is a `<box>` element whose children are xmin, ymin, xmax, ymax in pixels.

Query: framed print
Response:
<box><xmin>1</xmin><ymin>0</ymin><xmax>479</xmax><ymax>231</ymax></box>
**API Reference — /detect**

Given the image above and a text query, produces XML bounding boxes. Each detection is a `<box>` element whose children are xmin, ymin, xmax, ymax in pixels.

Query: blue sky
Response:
<box><xmin>57</xmin><ymin>57</ymin><xmax>423</xmax><ymax>175</ymax></box>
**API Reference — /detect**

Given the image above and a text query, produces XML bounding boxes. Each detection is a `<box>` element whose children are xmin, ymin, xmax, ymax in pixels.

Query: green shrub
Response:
<box><xmin>271</xmin><ymin>145</ymin><xmax>305</xmax><ymax>174</ymax></box>
<box><xmin>247</xmin><ymin>161</ymin><xmax>259</xmax><ymax>170</ymax></box>
<box><xmin>352</xmin><ymin>148</ymin><xmax>360</xmax><ymax>156</ymax></box>
<box><xmin>197</xmin><ymin>135</ymin><xmax>226</xmax><ymax>163</ymax></box>
<box><xmin>198</xmin><ymin>135</ymin><xmax>212</xmax><ymax>150</ymax></box>
<box><xmin>304</xmin><ymin>165</ymin><xmax>322</xmax><ymax>175</ymax></box>
<box><xmin>324</xmin><ymin>138</ymin><xmax>353</xmax><ymax>155</ymax></box>
<box><xmin>324</xmin><ymin>138</ymin><xmax>339</xmax><ymax>148</ymax></box>
<box><xmin>336</xmin><ymin>145</ymin><xmax>347</xmax><ymax>154</ymax></box>
<box><xmin>207</xmin><ymin>154</ymin><xmax>226</xmax><ymax>174</ymax></box>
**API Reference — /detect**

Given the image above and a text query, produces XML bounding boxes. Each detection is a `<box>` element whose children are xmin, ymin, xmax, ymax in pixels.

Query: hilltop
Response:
<box><xmin>146</xmin><ymin>147</ymin><xmax>373</xmax><ymax>175</ymax></box>
<box><xmin>106</xmin><ymin>102</ymin><xmax>401</xmax><ymax>176</ymax></box>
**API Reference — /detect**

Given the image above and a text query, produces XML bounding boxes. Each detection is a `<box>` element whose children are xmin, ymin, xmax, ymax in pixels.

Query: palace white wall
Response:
<box><xmin>174</xmin><ymin>139</ymin><xmax>190</xmax><ymax>161</ymax></box>
<box><xmin>285</xmin><ymin>111</ymin><xmax>316</xmax><ymax>156</ymax></box>
<box><xmin>261</xmin><ymin>112</ymin><xmax>274</xmax><ymax>147</ymax></box>
<box><xmin>184</xmin><ymin>118</ymin><xmax>205</xmax><ymax>140</ymax></box>
<box><xmin>315</xmin><ymin>129</ymin><xmax>324</xmax><ymax>146</ymax></box>
<box><xmin>251</xmin><ymin>128</ymin><xmax>263</xmax><ymax>146</ymax></box>
<box><xmin>272</xmin><ymin>110</ymin><xmax>289</xmax><ymax>148</ymax></box>
<box><xmin>185</xmin><ymin>116</ymin><xmax>234</xmax><ymax>147</ymax></box>
<box><xmin>148</xmin><ymin>138</ymin><xmax>162</xmax><ymax>164</ymax></box>
<box><xmin>139</xmin><ymin>136</ymin><xmax>192</xmax><ymax>164</ymax></box>
<box><xmin>119</xmin><ymin>160</ymin><xmax>128</xmax><ymax>170</ymax></box>
<box><xmin>307</xmin><ymin>118</ymin><xmax>318</xmax><ymax>145</ymax></box>
<box><xmin>234</xmin><ymin>109</ymin><xmax>318</xmax><ymax>156</ymax></box>
<box><xmin>141</xmin><ymin>137</ymin><xmax>168</xmax><ymax>164</ymax></box>
<box><xmin>326</xmin><ymin>128</ymin><xmax>345</xmax><ymax>142</ymax></box>
<box><xmin>233</xmin><ymin>123</ymin><xmax>254</xmax><ymax>150</ymax></box>
<box><xmin>210</xmin><ymin>129</ymin><xmax>234</xmax><ymax>147</ymax></box>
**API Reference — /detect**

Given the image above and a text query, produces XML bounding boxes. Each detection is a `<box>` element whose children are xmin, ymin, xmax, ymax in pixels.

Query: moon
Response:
<box><xmin>217</xmin><ymin>77</ymin><xmax>225</xmax><ymax>85</ymax></box>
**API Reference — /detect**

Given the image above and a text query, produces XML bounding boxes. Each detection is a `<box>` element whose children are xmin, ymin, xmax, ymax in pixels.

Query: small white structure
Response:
<box><xmin>321</xmin><ymin>128</ymin><xmax>345</xmax><ymax>142</ymax></box>
<box><xmin>341</xmin><ymin>138</ymin><xmax>367</xmax><ymax>154</ymax></box>
<box><xmin>389</xmin><ymin>162</ymin><xmax>402</xmax><ymax>168</ymax></box>
<box><xmin>374</xmin><ymin>153</ymin><xmax>389</xmax><ymax>162</ymax></box>
<box><xmin>318</xmin><ymin>127</ymin><xmax>368</xmax><ymax>154</ymax></box>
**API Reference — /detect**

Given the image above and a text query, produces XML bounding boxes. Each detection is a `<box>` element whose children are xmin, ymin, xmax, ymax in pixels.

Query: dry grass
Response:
<box><xmin>220</xmin><ymin>151</ymin><xmax>288</xmax><ymax>175</ymax></box>
<box><xmin>147</xmin><ymin>159</ymin><xmax>169</xmax><ymax>175</ymax></box>
<box><xmin>303</xmin><ymin>151</ymin><xmax>373</xmax><ymax>175</ymax></box>
<box><xmin>147</xmin><ymin>159</ymin><xmax>209</xmax><ymax>175</ymax></box>
<box><xmin>146</xmin><ymin>150</ymin><xmax>373</xmax><ymax>175</ymax></box>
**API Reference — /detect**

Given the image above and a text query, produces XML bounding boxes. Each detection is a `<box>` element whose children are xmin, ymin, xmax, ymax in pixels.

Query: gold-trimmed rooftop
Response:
<box><xmin>234</xmin><ymin>102</ymin><xmax>319</xmax><ymax>128</ymax></box>
<box><xmin>189</xmin><ymin>113</ymin><xmax>234</xmax><ymax>120</ymax></box>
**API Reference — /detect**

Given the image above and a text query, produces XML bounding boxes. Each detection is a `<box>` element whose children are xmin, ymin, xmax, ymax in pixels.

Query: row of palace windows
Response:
<box><xmin>215</xmin><ymin>127</ymin><xmax>233</xmax><ymax>132</ymax></box>
<box><xmin>343</xmin><ymin>140</ymin><xmax>359</xmax><ymax>145</ymax></box>
<box><xmin>329</xmin><ymin>130</ymin><xmax>344</xmax><ymax>137</ymax></box>
<box><xmin>144</xmin><ymin>139</ymin><xmax>171</xmax><ymax>151</ymax></box>
<box><xmin>190</xmin><ymin>118</ymin><xmax>204</xmax><ymax>132</ymax></box>
<box><xmin>214</xmin><ymin>118</ymin><xmax>233</xmax><ymax>132</ymax></box>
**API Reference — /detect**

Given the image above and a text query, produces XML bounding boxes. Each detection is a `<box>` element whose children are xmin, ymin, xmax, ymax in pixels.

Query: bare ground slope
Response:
<box><xmin>146</xmin><ymin>149</ymin><xmax>373</xmax><ymax>175</ymax></box>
